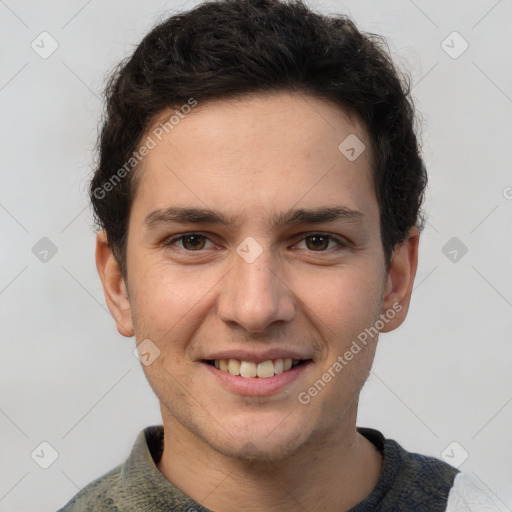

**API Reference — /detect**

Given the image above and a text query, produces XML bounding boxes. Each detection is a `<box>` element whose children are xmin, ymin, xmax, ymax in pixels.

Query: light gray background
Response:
<box><xmin>1</xmin><ymin>1</ymin><xmax>511</xmax><ymax>510</ymax></box>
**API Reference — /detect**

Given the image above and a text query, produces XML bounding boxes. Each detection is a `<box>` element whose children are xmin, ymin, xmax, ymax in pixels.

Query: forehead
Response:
<box><xmin>131</xmin><ymin>92</ymin><xmax>377</xmax><ymax>226</ymax></box>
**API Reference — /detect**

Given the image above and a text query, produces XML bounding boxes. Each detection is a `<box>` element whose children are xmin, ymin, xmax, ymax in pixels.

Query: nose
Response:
<box><xmin>217</xmin><ymin>245</ymin><xmax>296</xmax><ymax>333</ymax></box>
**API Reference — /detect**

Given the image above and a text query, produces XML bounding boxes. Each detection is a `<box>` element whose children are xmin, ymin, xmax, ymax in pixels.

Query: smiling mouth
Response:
<box><xmin>203</xmin><ymin>358</ymin><xmax>311</xmax><ymax>378</ymax></box>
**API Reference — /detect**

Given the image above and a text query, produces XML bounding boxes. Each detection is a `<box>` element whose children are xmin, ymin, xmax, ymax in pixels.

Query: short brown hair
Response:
<box><xmin>91</xmin><ymin>0</ymin><xmax>427</xmax><ymax>276</ymax></box>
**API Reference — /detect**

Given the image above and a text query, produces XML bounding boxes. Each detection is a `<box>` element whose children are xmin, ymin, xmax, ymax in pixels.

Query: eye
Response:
<box><xmin>163</xmin><ymin>232</ymin><xmax>346</xmax><ymax>254</ymax></box>
<box><xmin>295</xmin><ymin>233</ymin><xmax>345</xmax><ymax>252</ymax></box>
<box><xmin>164</xmin><ymin>233</ymin><xmax>214</xmax><ymax>251</ymax></box>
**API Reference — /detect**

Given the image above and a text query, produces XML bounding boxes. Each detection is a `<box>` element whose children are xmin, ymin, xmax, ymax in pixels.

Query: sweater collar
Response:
<box><xmin>119</xmin><ymin>425</ymin><xmax>390</xmax><ymax>511</ymax></box>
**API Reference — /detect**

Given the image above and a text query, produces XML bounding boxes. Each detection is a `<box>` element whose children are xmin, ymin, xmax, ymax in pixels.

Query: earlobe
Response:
<box><xmin>380</xmin><ymin>227</ymin><xmax>420</xmax><ymax>333</ymax></box>
<box><xmin>95</xmin><ymin>230</ymin><xmax>135</xmax><ymax>337</ymax></box>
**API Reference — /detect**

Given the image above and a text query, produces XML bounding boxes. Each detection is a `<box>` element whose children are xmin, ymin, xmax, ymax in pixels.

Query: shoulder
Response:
<box><xmin>391</xmin><ymin>439</ymin><xmax>459</xmax><ymax>488</ymax></box>
<box><xmin>362</xmin><ymin>427</ymin><xmax>459</xmax><ymax>490</ymax></box>
<box><xmin>385</xmin><ymin>438</ymin><xmax>459</xmax><ymax>510</ymax></box>
<box><xmin>56</xmin><ymin>426</ymin><xmax>166</xmax><ymax>512</ymax></box>
<box><xmin>355</xmin><ymin>428</ymin><xmax>460</xmax><ymax>511</ymax></box>
<box><xmin>56</xmin><ymin>464</ymin><xmax>123</xmax><ymax>512</ymax></box>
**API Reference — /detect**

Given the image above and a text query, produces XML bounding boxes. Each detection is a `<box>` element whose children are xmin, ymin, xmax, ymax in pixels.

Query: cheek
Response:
<box><xmin>129</xmin><ymin>266</ymin><xmax>210</xmax><ymax>394</ymax></box>
<box><xmin>128</xmin><ymin>260</ymin><xmax>220</xmax><ymax>346</ymax></box>
<box><xmin>297</xmin><ymin>263</ymin><xmax>384</xmax><ymax>338</ymax></box>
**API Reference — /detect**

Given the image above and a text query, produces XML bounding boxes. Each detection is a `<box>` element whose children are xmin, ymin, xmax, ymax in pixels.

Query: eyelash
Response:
<box><xmin>162</xmin><ymin>232</ymin><xmax>347</xmax><ymax>254</ymax></box>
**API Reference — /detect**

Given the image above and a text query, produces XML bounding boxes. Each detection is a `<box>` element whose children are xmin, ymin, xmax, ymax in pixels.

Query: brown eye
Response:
<box><xmin>163</xmin><ymin>232</ymin><xmax>216</xmax><ymax>253</ymax></box>
<box><xmin>181</xmin><ymin>234</ymin><xmax>206</xmax><ymax>250</ymax></box>
<box><xmin>304</xmin><ymin>235</ymin><xmax>331</xmax><ymax>251</ymax></box>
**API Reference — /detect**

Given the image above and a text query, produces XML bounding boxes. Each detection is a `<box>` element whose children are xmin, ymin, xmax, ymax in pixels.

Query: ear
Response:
<box><xmin>380</xmin><ymin>226</ymin><xmax>420</xmax><ymax>333</ymax></box>
<box><xmin>95</xmin><ymin>230</ymin><xmax>134</xmax><ymax>337</ymax></box>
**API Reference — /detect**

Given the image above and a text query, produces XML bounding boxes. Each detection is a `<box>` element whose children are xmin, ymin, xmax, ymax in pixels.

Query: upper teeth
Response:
<box><xmin>213</xmin><ymin>358</ymin><xmax>299</xmax><ymax>378</ymax></box>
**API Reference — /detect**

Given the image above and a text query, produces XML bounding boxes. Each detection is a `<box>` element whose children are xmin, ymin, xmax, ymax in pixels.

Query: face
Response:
<box><xmin>100</xmin><ymin>92</ymin><xmax>414</xmax><ymax>462</ymax></box>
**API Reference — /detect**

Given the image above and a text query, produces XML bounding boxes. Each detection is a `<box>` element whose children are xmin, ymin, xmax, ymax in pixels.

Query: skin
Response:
<box><xmin>96</xmin><ymin>92</ymin><xmax>419</xmax><ymax>511</ymax></box>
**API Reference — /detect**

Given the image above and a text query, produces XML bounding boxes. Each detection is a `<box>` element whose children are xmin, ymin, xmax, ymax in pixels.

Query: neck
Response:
<box><xmin>157</xmin><ymin>406</ymin><xmax>383</xmax><ymax>512</ymax></box>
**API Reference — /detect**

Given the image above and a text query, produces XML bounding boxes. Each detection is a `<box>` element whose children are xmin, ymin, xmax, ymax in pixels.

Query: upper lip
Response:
<box><xmin>201</xmin><ymin>348</ymin><xmax>314</xmax><ymax>364</ymax></box>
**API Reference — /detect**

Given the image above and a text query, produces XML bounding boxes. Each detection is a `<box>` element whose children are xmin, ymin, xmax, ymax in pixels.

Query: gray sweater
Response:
<box><xmin>57</xmin><ymin>425</ymin><xmax>459</xmax><ymax>511</ymax></box>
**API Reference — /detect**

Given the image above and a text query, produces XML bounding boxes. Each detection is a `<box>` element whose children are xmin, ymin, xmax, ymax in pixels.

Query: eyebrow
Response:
<box><xmin>144</xmin><ymin>206</ymin><xmax>365</xmax><ymax>230</ymax></box>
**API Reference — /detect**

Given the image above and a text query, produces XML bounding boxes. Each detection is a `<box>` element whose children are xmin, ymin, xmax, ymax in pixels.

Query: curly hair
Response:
<box><xmin>90</xmin><ymin>0</ymin><xmax>427</xmax><ymax>277</ymax></box>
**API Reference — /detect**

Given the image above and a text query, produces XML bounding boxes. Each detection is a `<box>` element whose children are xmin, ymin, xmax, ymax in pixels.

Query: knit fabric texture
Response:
<box><xmin>57</xmin><ymin>425</ymin><xmax>459</xmax><ymax>512</ymax></box>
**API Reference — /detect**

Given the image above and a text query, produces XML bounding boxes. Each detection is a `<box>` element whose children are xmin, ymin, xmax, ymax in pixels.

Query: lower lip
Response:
<box><xmin>201</xmin><ymin>361</ymin><xmax>312</xmax><ymax>396</ymax></box>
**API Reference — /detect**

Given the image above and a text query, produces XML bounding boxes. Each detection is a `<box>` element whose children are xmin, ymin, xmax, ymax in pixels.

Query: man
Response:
<box><xmin>58</xmin><ymin>0</ymin><xmax>497</xmax><ymax>510</ymax></box>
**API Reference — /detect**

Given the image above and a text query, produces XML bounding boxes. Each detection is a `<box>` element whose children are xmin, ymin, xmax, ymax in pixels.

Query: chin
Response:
<box><xmin>214</xmin><ymin>435</ymin><xmax>304</xmax><ymax>464</ymax></box>
<box><xmin>206</xmin><ymin>412</ymin><xmax>313</xmax><ymax>463</ymax></box>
